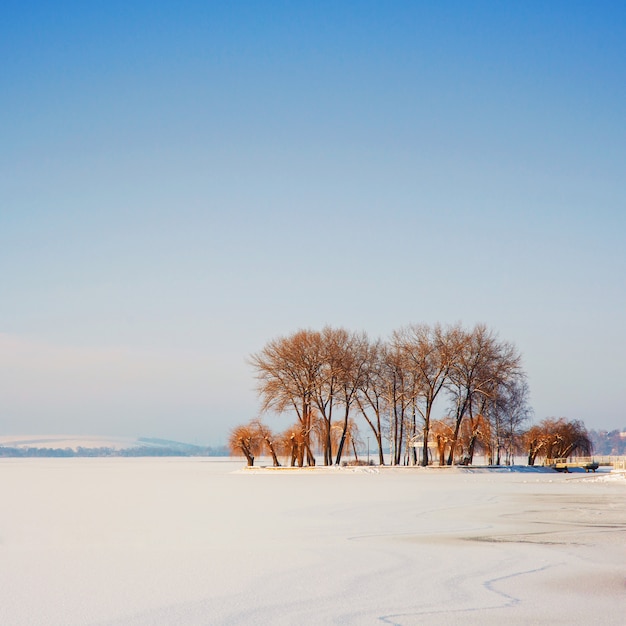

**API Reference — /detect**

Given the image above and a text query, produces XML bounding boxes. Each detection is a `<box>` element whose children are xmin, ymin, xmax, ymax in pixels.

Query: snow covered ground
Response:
<box><xmin>0</xmin><ymin>459</ymin><xmax>624</xmax><ymax>625</ymax></box>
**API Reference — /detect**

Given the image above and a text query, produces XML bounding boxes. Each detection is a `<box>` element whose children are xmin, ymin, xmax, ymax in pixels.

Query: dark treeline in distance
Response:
<box><xmin>0</xmin><ymin>444</ymin><xmax>229</xmax><ymax>458</ymax></box>
<box><xmin>232</xmin><ymin>323</ymin><xmax>592</xmax><ymax>468</ymax></box>
<box><xmin>588</xmin><ymin>429</ymin><xmax>626</xmax><ymax>456</ymax></box>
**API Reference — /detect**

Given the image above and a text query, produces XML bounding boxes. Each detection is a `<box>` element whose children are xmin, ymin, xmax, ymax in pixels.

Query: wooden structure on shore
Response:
<box><xmin>544</xmin><ymin>457</ymin><xmax>599</xmax><ymax>472</ymax></box>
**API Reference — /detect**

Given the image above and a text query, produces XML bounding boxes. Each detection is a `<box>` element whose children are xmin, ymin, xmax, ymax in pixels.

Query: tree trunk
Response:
<box><xmin>468</xmin><ymin>434</ymin><xmax>477</xmax><ymax>463</ymax></box>
<box><xmin>447</xmin><ymin>394</ymin><xmax>469</xmax><ymax>465</ymax></box>
<box><xmin>421</xmin><ymin>402</ymin><xmax>433</xmax><ymax>467</ymax></box>
<box><xmin>238</xmin><ymin>439</ymin><xmax>255</xmax><ymax>466</ymax></box>
<box><xmin>289</xmin><ymin>435</ymin><xmax>297</xmax><ymax>466</ymax></box>
<box><xmin>351</xmin><ymin>437</ymin><xmax>359</xmax><ymax>463</ymax></box>
<box><xmin>421</xmin><ymin>424</ymin><xmax>430</xmax><ymax>466</ymax></box>
<box><xmin>395</xmin><ymin>410</ymin><xmax>404</xmax><ymax>465</ymax></box>
<box><xmin>266</xmin><ymin>438</ymin><xmax>281</xmax><ymax>467</ymax></box>
<box><xmin>304</xmin><ymin>442</ymin><xmax>315</xmax><ymax>466</ymax></box>
<box><xmin>325</xmin><ymin>420</ymin><xmax>333</xmax><ymax>466</ymax></box>
<box><xmin>377</xmin><ymin>432</ymin><xmax>385</xmax><ymax>465</ymax></box>
<box><xmin>447</xmin><ymin>420</ymin><xmax>461</xmax><ymax>465</ymax></box>
<box><xmin>436</xmin><ymin>435</ymin><xmax>446</xmax><ymax>466</ymax></box>
<box><xmin>335</xmin><ymin>407</ymin><xmax>350</xmax><ymax>465</ymax></box>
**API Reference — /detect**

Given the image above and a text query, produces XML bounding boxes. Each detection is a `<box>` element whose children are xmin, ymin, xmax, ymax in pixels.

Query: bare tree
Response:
<box><xmin>393</xmin><ymin>323</ymin><xmax>458</xmax><ymax>466</ymax></box>
<box><xmin>333</xmin><ymin>330</ymin><xmax>369</xmax><ymax>465</ymax></box>
<box><xmin>489</xmin><ymin>378</ymin><xmax>532</xmax><ymax>465</ymax></box>
<box><xmin>249</xmin><ymin>330</ymin><xmax>320</xmax><ymax>466</ymax></box>
<box><xmin>445</xmin><ymin>324</ymin><xmax>523</xmax><ymax>465</ymax></box>
<box><xmin>354</xmin><ymin>339</ymin><xmax>388</xmax><ymax>465</ymax></box>
<box><xmin>308</xmin><ymin>328</ymin><xmax>339</xmax><ymax>465</ymax></box>
<box><xmin>384</xmin><ymin>342</ymin><xmax>417</xmax><ymax>465</ymax></box>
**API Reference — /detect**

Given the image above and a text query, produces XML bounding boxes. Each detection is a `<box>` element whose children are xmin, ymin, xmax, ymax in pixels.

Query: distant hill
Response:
<box><xmin>0</xmin><ymin>435</ymin><xmax>228</xmax><ymax>457</ymax></box>
<box><xmin>0</xmin><ymin>435</ymin><xmax>139</xmax><ymax>450</ymax></box>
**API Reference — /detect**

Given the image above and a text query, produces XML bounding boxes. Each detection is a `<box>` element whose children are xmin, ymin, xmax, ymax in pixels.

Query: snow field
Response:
<box><xmin>0</xmin><ymin>458</ymin><xmax>624</xmax><ymax>625</ymax></box>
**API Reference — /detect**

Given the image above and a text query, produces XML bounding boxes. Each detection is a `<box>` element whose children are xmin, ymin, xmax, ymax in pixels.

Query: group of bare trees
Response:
<box><xmin>233</xmin><ymin>323</ymin><xmax>532</xmax><ymax>467</ymax></box>
<box><xmin>228</xmin><ymin>417</ymin><xmax>362</xmax><ymax>467</ymax></box>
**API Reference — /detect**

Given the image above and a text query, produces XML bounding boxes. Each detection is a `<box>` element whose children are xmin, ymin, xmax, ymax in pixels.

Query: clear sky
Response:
<box><xmin>2</xmin><ymin>1</ymin><xmax>625</xmax><ymax>444</ymax></box>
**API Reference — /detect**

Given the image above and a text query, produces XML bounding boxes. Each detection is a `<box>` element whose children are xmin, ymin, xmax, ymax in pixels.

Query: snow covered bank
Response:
<box><xmin>0</xmin><ymin>459</ymin><xmax>624</xmax><ymax>625</ymax></box>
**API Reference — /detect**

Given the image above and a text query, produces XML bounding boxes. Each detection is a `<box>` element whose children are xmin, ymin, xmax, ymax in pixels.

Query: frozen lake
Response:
<box><xmin>0</xmin><ymin>458</ymin><xmax>624</xmax><ymax>625</ymax></box>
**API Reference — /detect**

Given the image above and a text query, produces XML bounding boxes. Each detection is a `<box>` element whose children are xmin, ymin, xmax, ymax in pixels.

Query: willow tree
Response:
<box><xmin>251</xmin><ymin>419</ymin><xmax>282</xmax><ymax>467</ymax></box>
<box><xmin>430</xmin><ymin>417</ymin><xmax>455</xmax><ymax>466</ymax></box>
<box><xmin>228</xmin><ymin>424</ymin><xmax>261</xmax><ymax>466</ymax></box>
<box><xmin>525</xmin><ymin>417</ymin><xmax>592</xmax><ymax>465</ymax></box>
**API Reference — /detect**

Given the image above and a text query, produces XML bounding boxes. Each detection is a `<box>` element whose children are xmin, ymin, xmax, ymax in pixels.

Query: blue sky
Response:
<box><xmin>1</xmin><ymin>1</ymin><xmax>625</xmax><ymax>444</ymax></box>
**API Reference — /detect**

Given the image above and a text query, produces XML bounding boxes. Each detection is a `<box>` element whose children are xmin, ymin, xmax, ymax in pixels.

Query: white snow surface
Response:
<box><xmin>0</xmin><ymin>459</ymin><xmax>624</xmax><ymax>625</ymax></box>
